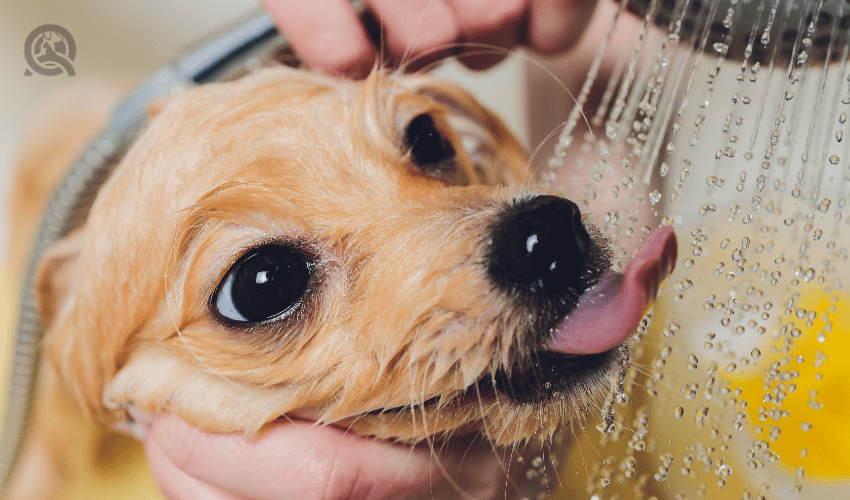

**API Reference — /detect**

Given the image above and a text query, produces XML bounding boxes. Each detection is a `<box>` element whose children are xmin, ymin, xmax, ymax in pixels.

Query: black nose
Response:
<box><xmin>487</xmin><ymin>195</ymin><xmax>591</xmax><ymax>293</ymax></box>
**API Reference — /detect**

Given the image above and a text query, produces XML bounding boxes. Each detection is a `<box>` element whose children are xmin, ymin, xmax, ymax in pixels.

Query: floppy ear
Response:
<box><xmin>34</xmin><ymin>229</ymin><xmax>84</xmax><ymax>327</ymax></box>
<box><xmin>33</xmin><ymin>228</ymin><xmax>109</xmax><ymax>422</ymax></box>
<box><xmin>407</xmin><ymin>77</ymin><xmax>530</xmax><ymax>186</ymax></box>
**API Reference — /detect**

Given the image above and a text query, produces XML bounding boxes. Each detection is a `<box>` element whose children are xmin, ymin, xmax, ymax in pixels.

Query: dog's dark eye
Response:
<box><xmin>213</xmin><ymin>245</ymin><xmax>310</xmax><ymax>323</ymax></box>
<box><xmin>405</xmin><ymin>113</ymin><xmax>456</xmax><ymax>169</ymax></box>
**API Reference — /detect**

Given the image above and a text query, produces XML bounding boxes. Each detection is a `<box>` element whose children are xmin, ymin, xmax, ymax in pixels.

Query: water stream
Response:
<box><xmin>540</xmin><ymin>1</ymin><xmax>850</xmax><ymax>498</ymax></box>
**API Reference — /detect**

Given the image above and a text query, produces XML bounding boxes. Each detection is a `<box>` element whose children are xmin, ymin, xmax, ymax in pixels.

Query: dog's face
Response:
<box><xmin>36</xmin><ymin>66</ymin><xmax>675</xmax><ymax>445</ymax></box>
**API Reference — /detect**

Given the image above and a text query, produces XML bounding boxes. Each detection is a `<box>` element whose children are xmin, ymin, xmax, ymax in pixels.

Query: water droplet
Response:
<box><xmin>796</xmin><ymin>51</ymin><xmax>808</xmax><ymax>65</ymax></box>
<box><xmin>829</xmin><ymin>155</ymin><xmax>840</xmax><ymax>165</ymax></box>
<box><xmin>751</xmin><ymin>61</ymin><xmax>760</xmax><ymax>74</ymax></box>
<box><xmin>601</xmin><ymin>478</ymin><xmax>611</xmax><ymax>487</ymax></box>
<box><xmin>785</xmin><ymin>91</ymin><xmax>794</xmax><ymax>101</ymax></box>
<box><xmin>761</xmin><ymin>32</ymin><xmax>770</xmax><ymax>45</ymax></box>
<box><xmin>813</xmin><ymin>229</ymin><xmax>823</xmax><ymax>240</ymax></box>
<box><xmin>818</xmin><ymin>198</ymin><xmax>831</xmax><ymax>212</ymax></box>
<box><xmin>723</xmin><ymin>8</ymin><xmax>733</xmax><ymax>28</ymax></box>
<box><xmin>674</xmin><ymin>406</ymin><xmax>684</xmax><ymax>419</ymax></box>
<box><xmin>785</xmin><ymin>218</ymin><xmax>795</xmax><ymax>226</ymax></box>
<box><xmin>713</xmin><ymin>42</ymin><xmax>728</xmax><ymax>55</ymax></box>
<box><xmin>622</xmin><ymin>176</ymin><xmax>633</xmax><ymax>188</ymax></box>
<box><xmin>804</xmin><ymin>268</ymin><xmax>815</xmax><ymax>282</ymax></box>
<box><xmin>801</xmin><ymin>422</ymin><xmax>812</xmax><ymax>431</ymax></box>
<box><xmin>650</xmin><ymin>190</ymin><xmax>661</xmax><ymax>205</ymax></box>
<box><xmin>660</xmin><ymin>162</ymin><xmax>669</xmax><ymax>177</ymax></box>
<box><xmin>840</xmin><ymin>111</ymin><xmax>847</xmax><ymax>124</ymax></box>
<box><xmin>837</xmin><ymin>130</ymin><xmax>844</xmax><ymax>142</ymax></box>
<box><xmin>604</xmin><ymin>212</ymin><xmax>620</xmax><ymax>228</ymax></box>
<box><xmin>605</xmin><ymin>122</ymin><xmax>617</xmax><ymax>139</ymax></box>
<box><xmin>751</xmin><ymin>348</ymin><xmax>761</xmax><ymax>359</ymax></box>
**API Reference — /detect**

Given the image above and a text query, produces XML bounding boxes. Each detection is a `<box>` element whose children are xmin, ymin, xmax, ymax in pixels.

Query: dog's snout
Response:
<box><xmin>487</xmin><ymin>195</ymin><xmax>591</xmax><ymax>293</ymax></box>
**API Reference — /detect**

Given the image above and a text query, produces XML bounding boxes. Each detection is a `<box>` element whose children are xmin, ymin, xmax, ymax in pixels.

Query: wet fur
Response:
<box><xmin>9</xmin><ymin>65</ymin><xmax>621</xmax><ymax>498</ymax></box>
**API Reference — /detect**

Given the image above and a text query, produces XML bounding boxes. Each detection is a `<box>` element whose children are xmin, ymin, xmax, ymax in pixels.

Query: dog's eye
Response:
<box><xmin>405</xmin><ymin>113</ymin><xmax>456</xmax><ymax>169</ymax></box>
<box><xmin>213</xmin><ymin>245</ymin><xmax>310</xmax><ymax>323</ymax></box>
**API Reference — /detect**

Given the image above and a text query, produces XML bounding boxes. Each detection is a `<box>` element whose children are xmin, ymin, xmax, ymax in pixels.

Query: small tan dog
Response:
<box><xmin>9</xmin><ymin>65</ymin><xmax>676</xmax><ymax>498</ymax></box>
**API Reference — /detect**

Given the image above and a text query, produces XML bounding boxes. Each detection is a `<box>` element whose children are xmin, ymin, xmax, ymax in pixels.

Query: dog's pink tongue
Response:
<box><xmin>546</xmin><ymin>226</ymin><xmax>677</xmax><ymax>355</ymax></box>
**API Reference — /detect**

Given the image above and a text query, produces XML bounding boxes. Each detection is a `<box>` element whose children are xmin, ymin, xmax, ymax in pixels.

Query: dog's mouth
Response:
<box><xmin>370</xmin><ymin>227</ymin><xmax>677</xmax><ymax>414</ymax></box>
<box><xmin>544</xmin><ymin>225</ymin><xmax>677</xmax><ymax>355</ymax></box>
<box><xmin>486</xmin><ymin>225</ymin><xmax>678</xmax><ymax>404</ymax></box>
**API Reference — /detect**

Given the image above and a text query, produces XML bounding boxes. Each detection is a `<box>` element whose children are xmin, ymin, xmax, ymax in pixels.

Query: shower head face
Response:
<box><xmin>626</xmin><ymin>0</ymin><xmax>850</xmax><ymax>63</ymax></box>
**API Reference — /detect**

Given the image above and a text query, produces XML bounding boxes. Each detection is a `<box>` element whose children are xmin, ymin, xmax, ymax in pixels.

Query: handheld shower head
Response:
<box><xmin>627</xmin><ymin>0</ymin><xmax>850</xmax><ymax>63</ymax></box>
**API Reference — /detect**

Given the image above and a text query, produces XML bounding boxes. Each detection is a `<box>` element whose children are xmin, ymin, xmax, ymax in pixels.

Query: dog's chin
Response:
<box><xmin>330</xmin><ymin>350</ymin><xmax>630</xmax><ymax>445</ymax></box>
<box><xmin>489</xmin><ymin>346</ymin><xmax>629</xmax><ymax>405</ymax></box>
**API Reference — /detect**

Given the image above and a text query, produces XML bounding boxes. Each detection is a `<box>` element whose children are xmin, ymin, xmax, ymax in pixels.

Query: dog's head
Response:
<box><xmin>36</xmin><ymin>66</ymin><xmax>675</xmax><ymax>445</ymax></box>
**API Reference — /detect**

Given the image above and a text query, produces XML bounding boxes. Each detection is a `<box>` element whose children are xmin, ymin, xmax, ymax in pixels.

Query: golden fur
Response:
<box><xmin>9</xmin><ymin>66</ymin><xmax>621</xmax><ymax>498</ymax></box>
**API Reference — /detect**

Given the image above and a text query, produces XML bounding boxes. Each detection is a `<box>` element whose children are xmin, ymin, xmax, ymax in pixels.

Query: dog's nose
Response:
<box><xmin>487</xmin><ymin>195</ymin><xmax>591</xmax><ymax>293</ymax></box>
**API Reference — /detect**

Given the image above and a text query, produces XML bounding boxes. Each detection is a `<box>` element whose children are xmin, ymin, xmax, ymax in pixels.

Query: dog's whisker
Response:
<box><xmin>624</xmin><ymin>369</ymin><xmax>678</xmax><ymax>396</ymax></box>
<box><xmin>471</xmin><ymin>381</ymin><xmax>517</xmax><ymax>491</ymax></box>
<box><xmin>569</xmin><ymin>418</ymin><xmax>599</xmax><ymax>488</ymax></box>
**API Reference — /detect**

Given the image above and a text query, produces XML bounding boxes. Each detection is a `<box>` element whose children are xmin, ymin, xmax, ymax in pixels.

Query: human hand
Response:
<box><xmin>260</xmin><ymin>0</ymin><xmax>600</xmax><ymax>77</ymax></box>
<box><xmin>145</xmin><ymin>413</ymin><xmax>513</xmax><ymax>500</ymax></box>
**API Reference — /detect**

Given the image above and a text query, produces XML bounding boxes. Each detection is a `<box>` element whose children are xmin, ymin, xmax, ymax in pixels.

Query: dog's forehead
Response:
<box><xmin>113</xmin><ymin>68</ymin><xmax>449</xmax><ymax>215</ymax></box>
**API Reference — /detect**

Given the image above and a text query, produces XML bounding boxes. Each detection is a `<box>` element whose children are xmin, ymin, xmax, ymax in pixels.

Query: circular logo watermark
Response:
<box><xmin>24</xmin><ymin>24</ymin><xmax>76</xmax><ymax>76</ymax></box>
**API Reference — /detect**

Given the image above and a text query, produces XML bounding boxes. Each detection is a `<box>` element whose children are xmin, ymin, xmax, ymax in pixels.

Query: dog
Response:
<box><xmin>8</xmin><ymin>64</ymin><xmax>676</xmax><ymax>498</ymax></box>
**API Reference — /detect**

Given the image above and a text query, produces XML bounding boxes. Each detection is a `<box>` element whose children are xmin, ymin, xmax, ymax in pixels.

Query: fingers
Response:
<box><xmin>145</xmin><ymin>427</ymin><xmax>249</xmax><ymax>500</ymax></box>
<box><xmin>147</xmin><ymin>414</ymin><xmax>507</xmax><ymax>500</ymax></box>
<box><xmin>526</xmin><ymin>0</ymin><xmax>599</xmax><ymax>55</ymax></box>
<box><xmin>260</xmin><ymin>0</ymin><xmax>376</xmax><ymax>77</ymax></box>
<box><xmin>447</xmin><ymin>0</ymin><xmax>526</xmax><ymax>69</ymax></box>
<box><xmin>366</xmin><ymin>0</ymin><xmax>460</xmax><ymax>71</ymax></box>
<box><xmin>263</xmin><ymin>0</ymin><xmax>601</xmax><ymax>76</ymax></box>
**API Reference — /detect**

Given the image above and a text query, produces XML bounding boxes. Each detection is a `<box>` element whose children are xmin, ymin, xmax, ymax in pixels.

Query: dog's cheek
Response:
<box><xmin>103</xmin><ymin>346</ymin><xmax>306</xmax><ymax>435</ymax></box>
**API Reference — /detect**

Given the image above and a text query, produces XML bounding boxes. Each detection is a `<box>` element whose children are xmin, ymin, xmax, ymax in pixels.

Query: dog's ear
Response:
<box><xmin>405</xmin><ymin>77</ymin><xmax>530</xmax><ymax>186</ymax></box>
<box><xmin>34</xmin><ymin>229</ymin><xmax>83</xmax><ymax>327</ymax></box>
<box><xmin>34</xmin><ymin>229</ymin><xmax>111</xmax><ymax>421</ymax></box>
